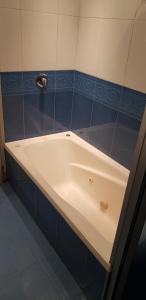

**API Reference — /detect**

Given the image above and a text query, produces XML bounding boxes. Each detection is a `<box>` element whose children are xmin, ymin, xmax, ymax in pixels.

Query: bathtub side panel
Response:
<box><xmin>5</xmin><ymin>151</ymin><xmax>106</xmax><ymax>300</ymax></box>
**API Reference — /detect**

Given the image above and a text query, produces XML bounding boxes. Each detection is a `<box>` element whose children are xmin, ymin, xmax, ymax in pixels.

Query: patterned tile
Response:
<box><xmin>74</xmin><ymin>72</ymin><xmax>96</xmax><ymax>100</ymax></box>
<box><xmin>1</xmin><ymin>72</ymin><xmax>23</xmax><ymax>95</ymax></box>
<box><xmin>120</xmin><ymin>87</ymin><xmax>146</xmax><ymax>121</ymax></box>
<box><xmin>56</xmin><ymin>71</ymin><xmax>75</xmax><ymax>90</ymax></box>
<box><xmin>95</xmin><ymin>78</ymin><xmax>122</xmax><ymax>111</ymax></box>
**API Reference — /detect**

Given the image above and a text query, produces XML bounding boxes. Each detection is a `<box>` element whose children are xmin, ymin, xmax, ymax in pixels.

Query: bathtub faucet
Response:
<box><xmin>36</xmin><ymin>73</ymin><xmax>48</xmax><ymax>89</ymax></box>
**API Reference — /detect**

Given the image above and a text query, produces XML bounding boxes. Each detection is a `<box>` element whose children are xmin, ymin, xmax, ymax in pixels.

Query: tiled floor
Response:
<box><xmin>0</xmin><ymin>183</ymin><xmax>86</xmax><ymax>300</ymax></box>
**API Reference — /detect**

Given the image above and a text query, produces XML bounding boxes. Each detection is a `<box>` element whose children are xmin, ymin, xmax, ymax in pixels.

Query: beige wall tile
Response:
<box><xmin>80</xmin><ymin>0</ymin><xmax>141</xmax><ymax>19</ymax></box>
<box><xmin>59</xmin><ymin>0</ymin><xmax>80</xmax><ymax>16</ymax></box>
<box><xmin>125</xmin><ymin>21</ymin><xmax>146</xmax><ymax>93</ymax></box>
<box><xmin>20</xmin><ymin>0</ymin><xmax>58</xmax><ymax>14</ymax></box>
<box><xmin>76</xmin><ymin>18</ymin><xmax>100</xmax><ymax>76</ymax></box>
<box><xmin>136</xmin><ymin>0</ymin><xmax>146</xmax><ymax>20</ymax></box>
<box><xmin>57</xmin><ymin>15</ymin><xmax>79</xmax><ymax>69</ymax></box>
<box><xmin>96</xmin><ymin>19</ymin><xmax>133</xmax><ymax>85</ymax></box>
<box><xmin>0</xmin><ymin>8</ymin><xmax>21</xmax><ymax>71</ymax></box>
<box><xmin>0</xmin><ymin>0</ymin><xmax>19</xmax><ymax>9</ymax></box>
<box><xmin>21</xmin><ymin>11</ymin><xmax>58</xmax><ymax>70</ymax></box>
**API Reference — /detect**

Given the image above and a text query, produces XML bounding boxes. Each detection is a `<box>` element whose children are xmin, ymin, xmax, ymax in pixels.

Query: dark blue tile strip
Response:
<box><xmin>1</xmin><ymin>72</ymin><xmax>23</xmax><ymax>95</ymax></box>
<box><xmin>3</xmin><ymin>94</ymin><xmax>25</xmax><ymax>142</ymax></box>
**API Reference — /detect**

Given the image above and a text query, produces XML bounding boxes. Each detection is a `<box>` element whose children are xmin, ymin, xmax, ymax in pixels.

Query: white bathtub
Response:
<box><xmin>5</xmin><ymin>131</ymin><xmax>129</xmax><ymax>271</ymax></box>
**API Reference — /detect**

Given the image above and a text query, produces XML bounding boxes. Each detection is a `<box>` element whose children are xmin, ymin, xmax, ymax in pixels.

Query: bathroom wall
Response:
<box><xmin>77</xmin><ymin>0</ymin><xmax>146</xmax><ymax>94</ymax></box>
<box><xmin>74</xmin><ymin>0</ymin><xmax>146</xmax><ymax>168</ymax></box>
<box><xmin>1</xmin><ymin>0</ymin><xmax>146</xmax><ymax>170</ymax></box>
<box><xmin>0</xmin><ymin>0</ymin><xmax>79</xmax><ymax>71</ymax></box>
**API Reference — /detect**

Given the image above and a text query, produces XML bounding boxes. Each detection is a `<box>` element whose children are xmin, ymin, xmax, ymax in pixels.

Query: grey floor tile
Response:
<box><xmin>0</xmin><ymin>262</ymin><xmax>67</xmax><ymax>300</ymax></box>
<box><xmin>0</xmin><ymin>183</ymin><xmax>85</xmax><ymax>300</ymax></box>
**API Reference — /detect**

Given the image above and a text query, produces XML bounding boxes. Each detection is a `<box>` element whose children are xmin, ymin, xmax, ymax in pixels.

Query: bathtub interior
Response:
<box><xmin>5</xmin><ymin>131</ymin><xmax>129</xmax><ymax>270</ymax></box>
<box><xmin>23</xmin><ymin>134</ymin><xmax>128</xmax><ymax>244</ymax></box>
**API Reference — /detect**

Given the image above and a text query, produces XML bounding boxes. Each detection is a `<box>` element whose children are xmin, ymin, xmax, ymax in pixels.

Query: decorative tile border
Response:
<box><xmin>74</xmin><ymin>71</ymin><xmax>146</xmax><ymax>121</ymax></box>
<box><xmin>1</xmin><ymin>70</ymin><xmax>74</xmax><ymax>96</ymax></box>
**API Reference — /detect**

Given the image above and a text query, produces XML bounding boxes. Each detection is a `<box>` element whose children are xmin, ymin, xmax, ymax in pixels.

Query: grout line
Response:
<box><xmin>56</xmin><ymin>0</ymin><xmax>60</xmax><ymax>69</ymax></box>
<box><xmin>79</xmin><ymin>15</ymin><xmax>146</xmax><ymax>22</ymax></box>
<box><xmin>54</xmin><ymin>71</ymin><xmax>57</xmax><ymax>125</ymax></box>
<box><xmin>0</xmin><ymin>6</ymin><xmax>80</xmax><ymax>18</ymax></box>
<box><xmin>90</xmin><ymin>101</ymin><xmax>94</xmax><ymax>128</ymax></box>
<box><xmin>21</xmin><ymin>71</ymin><xmax>26</xmax><ymax>139</ymax></box>
<box><xmin>134</xmin><ymin>0</ymin><xmax>144</xmax><ymax>19</ymax></box>
<box><xmin>109</xmin><ymin>86</ymin><xmax>125</xmax><ymax>156</ymax></box>
<box><xmin>19</xmin><ymin>6</ymin><xmax>23</xmax><ymax>74</ymax></box>
<box><xmin>2</xmin><ymin>6</ymin><xmax>146</xmax><ymax>21</ymax></box>
<box><xmin>123</xmin><ymin>20</ymin><xmax>135</xmax><ymax>88</ymax></box>
<box><xmin>70</xmin><ymin>71</ymin><xmax>76</xmax><ymax>129</ymax></box>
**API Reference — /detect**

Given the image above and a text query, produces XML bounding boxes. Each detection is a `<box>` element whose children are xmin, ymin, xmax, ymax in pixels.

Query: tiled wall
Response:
<box><xmin>1</xmin><ymin>0</ymin><xmax>146</xmax><ymax>170</ymax></box>
<box><xmin>1</xmin><ymin>70</ymin><xmax>74</xmax><ymax>140</ymax></box>
<box><xmin>2</xmin><ymin>70</ymin><xmax>146</xmax><ymax>169</ymax></box>
<box><xmin>0</xmin><ymin>0</ymin><xmax>79</xmax><ymax>71</ymax></box>
<box><xmin>1</xmin><ymin>0</ymin><xmax>146</xmax><ymax>94</ymax></box>
<box><xmin>77</xmin><ymin>0</ymin><xmax>146</xmax><ymax>94</ymax></box>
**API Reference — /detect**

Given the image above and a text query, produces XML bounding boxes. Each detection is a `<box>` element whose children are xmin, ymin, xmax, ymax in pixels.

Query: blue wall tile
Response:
<box><xmin>24</xmin><ymin>93</ymin><xmax>42</xmax><ymax>138</ymax></box>
<box><xmin>120</xmin><ymin>87</ymin><xmax>146</xmax><ymax>120</ymax></box>
<box><xmin>1</xmin><ymin>72</ymin><xmax>23</xmax><ymax>95</ymax></box>
<box><xmin>3</xmin><ymin>95</ymin><xmax>24</xmax><ymax>142</ymax></box>
<box><xmin>74</xmin><ymin>72</ymin><xmax>96</xmax><ymax>100</ymax></box>
<box><xmin>1</xmin><ymin>69</ymin><xmax>146</xmax><ymax>169</ymax></box>
<box><xmin>71</xmin><ymin>93</ymin><xmax>92</xmax><ymax>131</ymax></box>
<box><xmin>95</xmin><ymin>78</ymin><xmax>122</xmax><ymax>111</ymax></box>
<box><xmin>89</xmin><ymin>102</ymin><xmax>117</xmax><ymax>155</ymax></box>
<box><xmin>24</xmin><ymin>92</ymin><xmax>55</xmax><ymax>138</ymax></box>
<box><xmin>40</xmin><ymin>92</ymin><xmax>55</xmax><ymax>135</ymax></box>
<box><xmin>55</xmin><ymin>91</ymin><xmax>73</xmax><ymax>131</ymax></box>
<box><xmin>111</xmin><ymin>112</ymin><xmax>141</xmax><ymax>168</ymax></box>
<box><xmin>56</xmin><ymin>70</ymin><xmax>74</xmax><ymax>90</ymax></box>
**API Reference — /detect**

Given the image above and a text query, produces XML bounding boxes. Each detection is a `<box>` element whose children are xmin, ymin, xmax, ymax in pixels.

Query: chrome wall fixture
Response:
<box><xmin>36</xmin><ymin>73</ymin><xmax>48</xmax><ymax>89</ymax></box>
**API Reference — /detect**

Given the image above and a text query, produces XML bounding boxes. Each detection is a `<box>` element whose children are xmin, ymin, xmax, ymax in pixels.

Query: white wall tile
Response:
<box><xmin>0</xmin><ymin>8</ymin><xmax>21</xmax><ymax>71</ymax></box>
<box><xmin>20</xmin><ymin>0</ymin><xmax>58</xmax><ymax>14</ymax></box>
<box><xmin>136</xmin><ymin>0</ymin><xmax>146</xmax><ymax>20</ymax></box>
<box><xmin>57</xmin><ymin>15</ymin><xmax>79</xmax><ymax>69</ymax></box>
<box><xmin>80</xmin><ymin>0</ymin><xmax>141</xmax><ymax>19</ymax></box>
<box><xmin>0</xmin><ymin>0</ymin><xmax>19</xmax><ymax>9</ymax></box>
<box><xmin>96</xmin><ymin>20</ymin><xmax>133</xmax><ymax>85</ymax></box>
<box><xmin>59</xmin><ymin>0</ymin><xmax>80</xmax><ymax>16</ymax></box>
<box><xmin>76</xmin><ymin>18</ymin><xmax>100</xmax><ymax>76</ymax></box>
<box><xmin>21</xmin><ymin>11</ymin><xmax>58</xmax><ymax>70</ymax></box>
<box><xmin>125</xmin><ymin>21</ymin><xmax>146</xmax><ymax>93</ymax></box>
